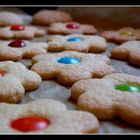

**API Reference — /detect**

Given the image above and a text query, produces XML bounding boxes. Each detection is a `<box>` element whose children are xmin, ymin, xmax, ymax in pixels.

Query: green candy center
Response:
<box><xmin>115</xmin><ymin>84</ymin><xmax>140</xmax><ymax>93</ymax></box>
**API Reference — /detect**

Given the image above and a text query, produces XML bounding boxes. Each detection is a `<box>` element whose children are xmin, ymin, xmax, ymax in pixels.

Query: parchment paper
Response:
<box><xmin>1</xmin><ymin>7</ymin><xmax>140</xmax><ymax>133</ymax></box>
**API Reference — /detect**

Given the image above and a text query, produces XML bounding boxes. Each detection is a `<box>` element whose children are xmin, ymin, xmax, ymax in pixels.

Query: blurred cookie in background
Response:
<box><xmin>0</xmin><ymin>11</ymin><xmax>23</xmax><ymax>27</ymax></box>
<box><xmin>32</xmin><ymin>9</ymin><xmax>72</xmax><ymax>26</ymax></box>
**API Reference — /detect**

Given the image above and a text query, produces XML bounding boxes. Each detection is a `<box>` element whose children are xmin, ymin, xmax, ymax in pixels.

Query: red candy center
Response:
<box><xmin>11</xmin><ymin>116</ymin><xmax>50</xmax><ymax>132</ymax></box>
<box><xmin>8</xmin><ymin>40</ymin><xmax>26</xmax><ymax>48</ymax></box>
<box><xmin>10</xmin><ymin>25</ymin><xmax>25</xmax><ymax>31</ymax></box>
<box><xmin>0</xmin><ymin>71</ymin><xmax>5</xmax><ymax>78</ymax></box>
<box><xmin>66</xmin><ymin>23</ymin><xmax>79</xmax><ymax>29</ymax></box>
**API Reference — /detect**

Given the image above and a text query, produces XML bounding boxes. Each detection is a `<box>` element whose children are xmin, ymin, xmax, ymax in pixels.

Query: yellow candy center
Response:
<box><xmin>120</xmin><ymin>31</ymin><xmax>134</xmax><ymax>36</ymax></box>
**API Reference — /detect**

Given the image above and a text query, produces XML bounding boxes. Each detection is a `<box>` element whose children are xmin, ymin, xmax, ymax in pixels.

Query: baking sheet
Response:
<box><xmin>1</xmin><ymin>7</ymin><xmax>140</xmax><ymax>133</ymax></box>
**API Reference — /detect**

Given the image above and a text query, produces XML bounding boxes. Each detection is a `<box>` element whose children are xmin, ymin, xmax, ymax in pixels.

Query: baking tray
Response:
<box><xmin>1</xmin><ymin>7</ymin><xmax>140</xmax><ymax>133</ymax></box>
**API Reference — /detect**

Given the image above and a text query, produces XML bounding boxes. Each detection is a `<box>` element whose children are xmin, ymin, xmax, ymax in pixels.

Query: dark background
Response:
<box><xmin>0</xmin><ymin>0</ymin><xmax>140</xmax><ymax>5</ymax></box>
<box><xmin>20</xmin><ymin>7</ymin><xmax>58</xmax><ymax>15</ymax></box>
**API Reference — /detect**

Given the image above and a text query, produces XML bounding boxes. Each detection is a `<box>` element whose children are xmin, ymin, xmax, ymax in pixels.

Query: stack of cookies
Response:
<box><xmin>0</xmin><ymin>9</ymin><xmax>140</xmax><ymax>134</ymax></box>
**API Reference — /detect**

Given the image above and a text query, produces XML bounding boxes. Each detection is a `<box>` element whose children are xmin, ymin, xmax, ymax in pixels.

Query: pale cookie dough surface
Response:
<box><xmin>48</xmin><ymin>34</ymin><xmax>107</xmax><ymax>53</ymax></box>
<box><xmin>31</xmin><ymin>51</ymin><xmax>116</xmax><ymax>86</ymax></box>
<box><xmin>0</xmin><ymin>40</ymin><xmax>48</xmax><ymax>61</ymax></box>
<box><xmin>71</xmin><ymin>73</ymin><xmax>140</xmax><ymax>126</ymax></box>
<box><xmin>0</xmin><ymin>61</ymin><xmax>41</xmax><ymax>103</ymax></box>
<box><xmin>0</xmin><ymin>99</ymin><xmax>99</xmax><ymax>133</ymax></box>
<box><xmin>0</xmin><ymin>26</ymin><xmax>45</xmax><ymax>40</ymax></box>
<box><xmin>48</xmin><ymin>22</ymin><xmax>97</xmax><ymax>35</ymax></box>
<box><xmin>111</xmin><ymin>41</ymin><xmax>140</xmax><ymax>67</ymax></box>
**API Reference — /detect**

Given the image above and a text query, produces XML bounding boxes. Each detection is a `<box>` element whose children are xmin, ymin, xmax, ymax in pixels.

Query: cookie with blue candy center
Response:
<box><xmin>48</xmin><ymin>34</ymin><xmax>107</xmax><ymax>53</ymax></box>
<box><xmin>31</xmin><ymin>51</ymin><xmax>115</xmax><ymax>86</ymax></box>
<box><xmin>57</xmin><ymin>57</ymin><xmax>80</xmax><ymax>64</ymax></box>
<box><xmin>67</xmin><ymin>37</ymin><xmax>82</xmax><ymax>42</ymax></box>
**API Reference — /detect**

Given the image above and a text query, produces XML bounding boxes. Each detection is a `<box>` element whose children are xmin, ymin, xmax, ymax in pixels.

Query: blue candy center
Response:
<box><xmin>67</xmin><ymin>37</ymin><xmax>81</xmax><ymax>42</ymax></box>
<box><xmin>57</xmin><ymin>57</ymin><xmax>80</xmax><ymax>64</ymax></box>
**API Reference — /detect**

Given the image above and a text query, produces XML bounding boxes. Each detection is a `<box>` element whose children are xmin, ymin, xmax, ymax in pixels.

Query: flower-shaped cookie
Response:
<box><xmin>111</xmin><ymin>41</ymin><xmax>140</xmax><ymax>67</ymax></box>
<box><xmin>71</xmin><ymin>73</ymin><xmax>140</xmax><ymax>126</ymax></box>
<box><xmin>101</xmin><ymin>27</ymin><xmax>140</xmax><ymax>44</ymax></box>
<box><xmin>31</xmin><ymin>51</ymin><xmax>116</xmax><ymax>86</ymax></box>
<box><xmin>0</xmin><ymin>40</ymin><xmax>48</xmax><ymax>61</ymax></box>
<box><xmin>0</xmin><ymin>99</ymin><xmax>99</xmax><ymax>133</ymax></box>
<box><xmin>48</xmin><ymin>34</ymin><xmax>107</xmax><ymax>53</ymax></box>
<box><xmin>0</xmin><ymin>25</ymin><xmax>45</xmax><ymax>40</ymax></box>
<box><xmin>0</xmin><ymin>61</ymin><xmax>41</xmax><ymax>103</ymax></box>
<box><xmin>48</xmin><ymin>22</ymin><xmax>97</xmax><ymax>35</ymax></box>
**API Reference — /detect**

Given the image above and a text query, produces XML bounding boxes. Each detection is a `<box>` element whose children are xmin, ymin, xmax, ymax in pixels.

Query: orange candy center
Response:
<box><xmin>11</xmin><ymin>116</ymin><xmax>50</xmax><ymax>132</ymax></box>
